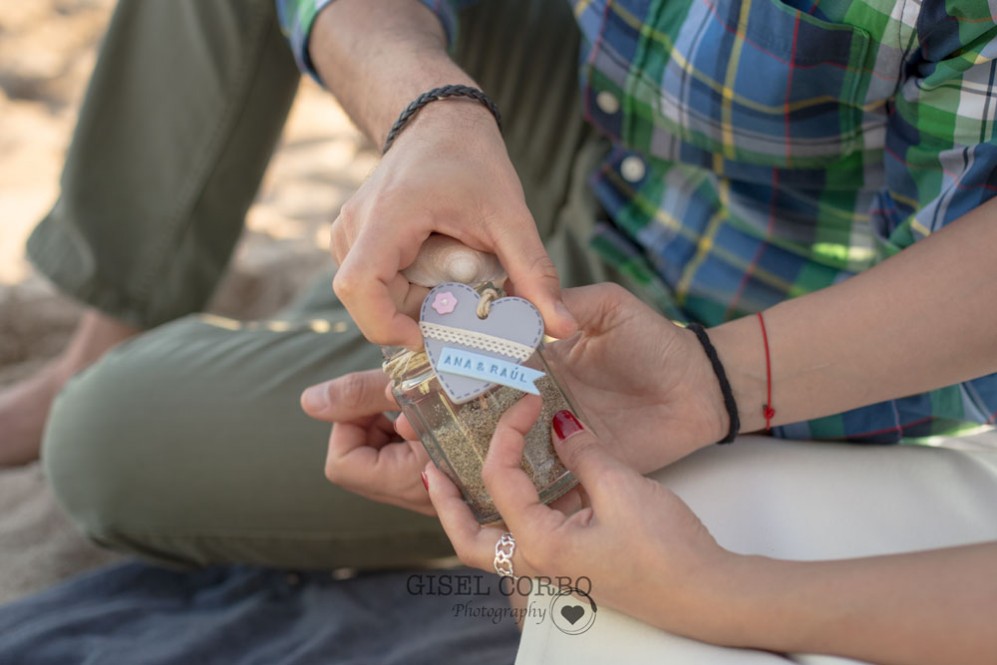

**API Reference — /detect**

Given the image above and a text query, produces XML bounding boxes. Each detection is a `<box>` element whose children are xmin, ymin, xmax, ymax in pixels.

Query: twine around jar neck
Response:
<box><xmin>382</xmin><ymin>348</ymin><xmax>430</xmax><ymax>383</ymax></box>
<box><xmin>476</xmin><ymin>283</ymin><xmax>502</xmax><ymax>319</ymax></box>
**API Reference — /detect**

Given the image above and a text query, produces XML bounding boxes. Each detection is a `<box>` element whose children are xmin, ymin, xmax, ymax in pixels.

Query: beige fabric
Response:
<box><xmin>516</xmin><ymin>434</ymin><xmax>997</xmax><ymax>664</ymax></box>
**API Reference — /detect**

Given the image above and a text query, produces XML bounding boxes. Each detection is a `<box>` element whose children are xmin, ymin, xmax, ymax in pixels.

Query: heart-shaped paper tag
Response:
<box><xmin>419</xmin><ymin>282</ymin><xmax>545</xmax><ymax>404</ymax></box>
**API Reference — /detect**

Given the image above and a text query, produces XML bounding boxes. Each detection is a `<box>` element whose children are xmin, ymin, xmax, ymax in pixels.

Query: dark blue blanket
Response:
<box><xmin>0</xmin><ymin>563</ymin><xmax>519</xmax><ymax>664</ymax></box>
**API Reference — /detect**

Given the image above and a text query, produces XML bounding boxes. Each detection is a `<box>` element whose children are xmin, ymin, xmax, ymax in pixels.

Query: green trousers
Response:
<box><xmin>33</xmin><ymin>0</ymin><xmax>617</xmax><ymax>569</ymax></box>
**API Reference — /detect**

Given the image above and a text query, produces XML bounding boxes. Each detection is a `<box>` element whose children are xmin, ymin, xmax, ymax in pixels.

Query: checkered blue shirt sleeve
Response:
<box><xmin>275</xmin><ymin>0</ymin><xmax>463</xmax><ymax>84</ymax></box>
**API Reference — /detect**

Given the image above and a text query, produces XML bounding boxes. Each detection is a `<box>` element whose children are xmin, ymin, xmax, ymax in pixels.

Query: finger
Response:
<box><xmin>550</xmin><ymin>409</ymin><xmax>636</xmax><ymax>506</ymax></box>
<box><xmin>490</xmin><ymin>215</ymin><xmax>577</xmax><ymax>340</ymax></box>
<box><xmin>387</xmin><ymin>273</ymin><xmax>430</xmax><ymax>323</ymax></box>
<box><xmin>326</xmin><ymin>425</ymin><xmax>425</xmax><ymax>510</ymax></box>
<box><xmin>480</xmin><ymin>395</ymin><xmax>565</xmax><ymax>538</ymax></box>
<box><xmin>326</xmin><ymin>428</ymin><xmax>434</xmax><ymax>514</ymax></box>
<box><xmin>329</xmin><ymin>195</ymin><xmax>370</xmax><ymax>265</ymax></box>
<box><xmin>326</xmin><ymin>414</ymin><xmax>386</xmax><ymax>474</ymax></box>
<box><xmin>327</xmin><ymin>418</ymin><xmax>427</xmax><ymax>471</ymax></box>
<box><xmin>334</xmin><ymin>222</ymin><xmax>425</xmax><ymax>347</ymax></box>
<box><xmin>393</xmin><ymin>412</ymin><xmax>418</xmax><ymax>442</ymax></box>
<box><xmin>424</xmin><ymin>463</ymin><xmax>492</xmax><ymax>569</ymax></box>
<box><xmin>383</xmin><ymin>382</ymin><xmax>418</xmax><ymax>443</ymax></box>
<box><xmin>364</xmin><ymin>413</ymin><xmax>405</xmax><ymax>450</ymax></box>
<box><xmin>329</xmin><ymin>213</ymin><xmax>350</xmax><ymax>267</ymax></box>
<box><xmin>561</xmin><ymin>284</ymin><xmax>630</xmax><ymax>332</ymax></box>
<box><xmin>301</xmin><ymin>369</ymin><xmax>395</xmax><ymax>422</ymax></box>
<box><xmin>425</xmin><ymin>463</ymin><xmax>535</xmax><ymax>577</ymax></box>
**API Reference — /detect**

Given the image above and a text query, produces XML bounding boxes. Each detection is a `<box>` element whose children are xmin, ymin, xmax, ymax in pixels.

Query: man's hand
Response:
<box><xmin>310</xmin><ymin>0</ymin><xmax>576</xmax><ymax>349</ymax></box>
<box><xmin>301</xmin><ymin>369</ymin><xmax>433</xmax><ymax>515</ymax></box>
<box><xmin>330</xmin><ymin>103</ymin><xmax>576</xmax><ymax>348</ymax></box>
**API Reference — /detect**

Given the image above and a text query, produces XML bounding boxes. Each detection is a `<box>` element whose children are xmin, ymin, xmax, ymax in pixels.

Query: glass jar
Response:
<box><xmin>386</xmin><ymin>342</ymin><xmax>581</xmax><ymax>524</ymax></box>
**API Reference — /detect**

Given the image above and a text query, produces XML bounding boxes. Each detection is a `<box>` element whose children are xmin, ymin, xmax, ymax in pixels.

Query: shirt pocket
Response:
<box><xmin>608</xmin><ymin>0</ymin><xmax>874</xmax><ymax>169</ymax></box>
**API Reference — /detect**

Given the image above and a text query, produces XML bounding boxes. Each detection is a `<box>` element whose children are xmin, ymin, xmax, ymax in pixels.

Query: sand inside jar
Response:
<box><xmin>429</xmin><ymin>375</ymin><xmax>576</xmax><ymax>522</ymax></box>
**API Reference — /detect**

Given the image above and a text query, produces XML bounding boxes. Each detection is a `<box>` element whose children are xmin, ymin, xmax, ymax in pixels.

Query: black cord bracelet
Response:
<box><xmin>382</xmin><ymin>84</ymin><xmax>502</xmax><ymax>154</ymax></box>
<box><xmin>686</xmin><ymin>323</ymin><xmax>740</xmax><ymax>444</ymax></box>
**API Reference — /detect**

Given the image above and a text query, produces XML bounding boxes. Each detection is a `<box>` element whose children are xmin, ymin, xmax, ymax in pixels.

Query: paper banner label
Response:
<box><xmin>437</xmin><ymin>346</ymin><xmax>545</xmax><ymax>395</ymax></box>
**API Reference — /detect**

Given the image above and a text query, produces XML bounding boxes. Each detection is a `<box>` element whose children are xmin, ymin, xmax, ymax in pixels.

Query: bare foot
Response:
<box><xmin>0</xmin><ymin>310</ymin><xmax>140</xmax><ymax>467</ymax></box>
<box><xmin>0</xmin><ymin>363</ymin><xmax>67</xmax><ymax>467</ymax></box>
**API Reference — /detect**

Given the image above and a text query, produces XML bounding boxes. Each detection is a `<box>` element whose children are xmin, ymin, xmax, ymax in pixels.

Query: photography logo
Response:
<box><xmin>549</xmin><ymin>586</ymin><xmax>597</xmax><ymax>635</ymax></box>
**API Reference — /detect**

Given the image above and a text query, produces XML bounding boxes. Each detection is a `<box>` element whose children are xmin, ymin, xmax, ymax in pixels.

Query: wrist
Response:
<box><xmin>678</xmin><ymin>325</ymin><xmax>737</xmax><ymax>444</ymax></box>
<box><xmin>382</xmin><ymin>85</ymin><xmax>502</xmax><ymax>154</ymax></box>
<box><xmin>647</xmin><ymin>547</ymin><xmax>764</xmax><ymax>645</ymax></box>
<box><xmin>682</xmin><ymin>553</ymin><xmax>793</xmax><ymax>648</ymax></box>
<box><xmin>385</xmin><ymin>91</ymin><xmax>503</xmax><ymax>155</ymax></box>
<box><xmin>310</xmin><ymin>0</ymin><xmax>480</xmax><ymax>146</ymax></box>
<box><xmin>706</xmin><ymin>316</ymin><xmax>767</xmax><ymax>434</ymax></box>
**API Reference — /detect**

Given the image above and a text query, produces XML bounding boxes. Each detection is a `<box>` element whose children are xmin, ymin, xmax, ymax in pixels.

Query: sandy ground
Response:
<box><xmin>0</xmin><ymin>0</ymin><xmax>373</xmax><ymax>603</ymax></box>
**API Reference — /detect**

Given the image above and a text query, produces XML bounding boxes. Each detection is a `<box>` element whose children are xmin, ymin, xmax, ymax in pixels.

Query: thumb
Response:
<box><xmin>300</xmin><ymin>369</ymin><xmax>396</xmax><ymax>422</ymax></box>
<box><xmin>559</xmin><ymin>283</ymin><xmax>641</xmax><ymax>335</ymax></box>
<box><xmin>491</xmin><ymin>218</ymin><xmax>577</xmax><ymax>339</ymax></box>
<box><xmin>550</xmin><ymin>410</ymin><xmax>634</xmax><ymax>505</ymax></box>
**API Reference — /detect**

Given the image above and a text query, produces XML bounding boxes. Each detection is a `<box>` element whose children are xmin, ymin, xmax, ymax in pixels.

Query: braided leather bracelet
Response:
<box><xmin>382</xmin><ymin>84</ymin><xmax>502</xmax><ymax>154</ymax></box>
<box><xmin>687</xmin><ymin>323</ymin><xmax>740</xmax><ymax>444</ymax></box>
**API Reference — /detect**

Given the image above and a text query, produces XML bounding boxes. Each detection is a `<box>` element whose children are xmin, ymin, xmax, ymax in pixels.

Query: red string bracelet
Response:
<box><xmin>757</xmin><ymin>312</ymin><xmax>775</xmax><ymax>431</ymax></box>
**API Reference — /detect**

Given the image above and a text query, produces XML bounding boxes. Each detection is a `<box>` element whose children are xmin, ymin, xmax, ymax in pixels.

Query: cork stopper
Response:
<box><xmin>402</xmin><ymin>234</ymin><xmax>507</xmax><ymax>288</ymax></box>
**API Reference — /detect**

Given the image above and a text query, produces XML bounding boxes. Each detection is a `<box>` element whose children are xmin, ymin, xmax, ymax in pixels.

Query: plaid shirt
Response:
<box><xmin>277</xmin><ymin>0</ymin><xmax>997</xmax><ymax>443</ymax></box>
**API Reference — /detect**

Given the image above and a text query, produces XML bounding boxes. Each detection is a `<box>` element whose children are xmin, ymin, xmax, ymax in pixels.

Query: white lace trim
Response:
<box><xmin>419</xmin><ymin>321</ymin><xmax>535</xmax><ymax>361</ymax></box>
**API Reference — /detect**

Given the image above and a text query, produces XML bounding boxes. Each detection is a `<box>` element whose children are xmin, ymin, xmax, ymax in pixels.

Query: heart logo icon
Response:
<box><xmin>420</xmin><ymin>283</ymin><xmax>544</xmax><ymax>404</ymax></box>
<box><xmin>560</xmin><ymin>604</ymin><xmax>585</xmax><ymax>625</ymax></box>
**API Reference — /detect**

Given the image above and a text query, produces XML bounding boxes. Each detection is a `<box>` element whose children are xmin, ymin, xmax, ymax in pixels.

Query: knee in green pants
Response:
<box><xmin>42</xmin><ymin>312</ymin><xmax>453</xmax><ymax>570</ymax></box>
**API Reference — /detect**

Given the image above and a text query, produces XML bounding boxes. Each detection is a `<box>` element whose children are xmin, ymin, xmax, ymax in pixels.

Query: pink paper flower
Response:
<box><xmin>431</xmin><ymin>291</ymin><xmax>458</xmax><ymax>315</ymax></box>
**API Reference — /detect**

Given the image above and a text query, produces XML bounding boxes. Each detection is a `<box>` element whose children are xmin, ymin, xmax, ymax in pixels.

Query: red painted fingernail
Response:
<box><xmin>552</xmin><ymin>410</ymin><xmax>584</xmax><ymax>441</ymax></box>
<box><xmin>420</xmin><ymin>471</ymin><xmax>429</xmax><ymax>491</ymax></box>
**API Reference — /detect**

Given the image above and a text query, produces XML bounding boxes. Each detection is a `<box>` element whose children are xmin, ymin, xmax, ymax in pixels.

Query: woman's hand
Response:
<box><xmin>301</xmin><ymin>369</ymin><xmax>434</xmax><ymax>515</ymax></box>
<box><xmin>546</xmin><ymin>284</ymin><xmax>730</xmax><ymax>471</ymax></box>
<box><xmin>396</xmin><ymin>283</ymin><xmax>729</xmax><ymax>474</ymax></box>
<box><xmin>429</xmin><ymin>394</ymin><xmax>997</xmax><ymax>665</ymax></box>
<box><xmin>425</xmin><ymin>394</ymin><xmax>731</xmax><ymax>630</ymax></box>
<box><xmin>330</xmin><ymin>104</ymin><xmax>576</xmax><ymax>348</ymax></box>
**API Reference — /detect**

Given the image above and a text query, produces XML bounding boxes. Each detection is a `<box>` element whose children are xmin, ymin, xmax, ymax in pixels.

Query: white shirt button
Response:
<box><xmin>596</xmin><ymin>90</ymin><xmax>620</xmax><ymax>115</ymax></box>
<box><xmin>620</xmin><ymin>155</ymin><xmax>646</xmax><ymax>183</ymax></box>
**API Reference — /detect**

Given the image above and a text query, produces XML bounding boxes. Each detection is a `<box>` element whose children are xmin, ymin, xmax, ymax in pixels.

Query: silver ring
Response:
<box><xmin>493</xmin><ymin>532</ymin><xmax>516</xmax><ymax>578</ymax></box>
